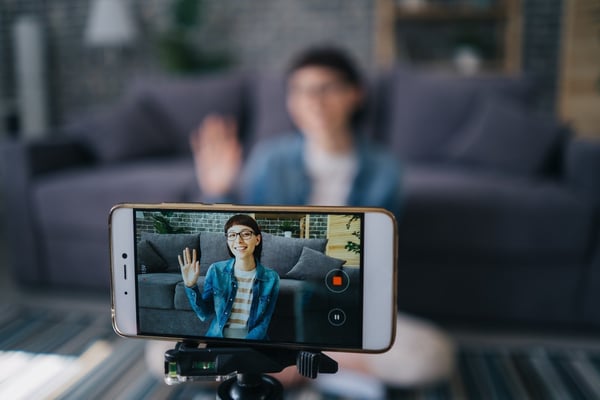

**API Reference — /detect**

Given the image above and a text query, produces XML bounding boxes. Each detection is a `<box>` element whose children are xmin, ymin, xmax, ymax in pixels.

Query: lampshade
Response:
<box><xmin>84</xmin><ymin>0</ymin><xmax>137</xmax><ymax>47</ymax></box>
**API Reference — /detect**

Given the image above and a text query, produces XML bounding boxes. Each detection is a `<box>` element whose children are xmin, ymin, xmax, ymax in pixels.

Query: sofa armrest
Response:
<box><xmin>564</xmin><ymin>137</ymin><xmax>600</xmax><ymax>201</ymax></box>
<box><xmin>2</xmin><ymin>137</ymin><xmax>94</xmax><ymax>177</ymax></box>
<box><xmin>0</xmin><ymin>137</ymin><xmax>94</xmax><ymax>286</ymax></box>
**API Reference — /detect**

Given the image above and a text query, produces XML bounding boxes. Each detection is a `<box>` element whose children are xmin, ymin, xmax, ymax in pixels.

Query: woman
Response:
<box><xmin>190</xmin><ymin>46</ymin><xmax>401</xmax><ymax>218</ymax></box>
<box><xmin>189</xmin><ymin>47</ymin><xmax>453</xmax><ymax>387</ymax></box>
<box><xmin>179</xmin><ymin>214</ymin><xmax>280</xmax><ymax>340</ymax></box>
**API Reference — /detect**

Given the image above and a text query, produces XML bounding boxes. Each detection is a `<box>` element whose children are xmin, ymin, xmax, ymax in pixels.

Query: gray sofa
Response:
<box><xmin>2</xmin><ymin>67</ymin><xmax>600</xmax><ymax>327</ymax></box>
<box><xmin>135</xmin><ymin>230</ymin><xmax>360</xmax><ymax>344</ymax></box>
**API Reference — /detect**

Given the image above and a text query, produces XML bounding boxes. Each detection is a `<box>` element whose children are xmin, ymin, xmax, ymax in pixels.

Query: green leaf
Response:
<box><xmin>172</xmin><ymin>0</ymin><xmax>201</xmax><ymax>29</ymax></box>
<box><xmin>344</xmin><ymin>241</ymin><xmax>361</xmax><ymax>255</ymax></box>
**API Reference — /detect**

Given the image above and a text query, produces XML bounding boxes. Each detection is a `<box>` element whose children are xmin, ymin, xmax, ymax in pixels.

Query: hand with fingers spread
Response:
<box><xmin>190</xmin><ymin>114</ymin><xmax>243</xmax><ymax>198</ymax></box>
<box><xmin>179</xmin><ymin>247</ymin><xmax>201</xmax><ymax>288</ymax></box>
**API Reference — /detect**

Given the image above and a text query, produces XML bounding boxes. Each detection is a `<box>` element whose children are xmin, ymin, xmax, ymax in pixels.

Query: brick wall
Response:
<box><xmin>136</xmin><ymin>211</ymin><xmax>234</xmax><ymax>242</ymax></box>
<box><xmin>197</xmin><ymin>0</ymin><xmax>375</xmax><ymax>71</ymax></box>
<box><xmin>0</xmin><ymin>0</ymin><xmax>374</xmax><ymax>128</ymax></box>
<box><xmin>135</xmin><ymin>211</ymin><xmax>328</xmax><ymax>243</ymax></box>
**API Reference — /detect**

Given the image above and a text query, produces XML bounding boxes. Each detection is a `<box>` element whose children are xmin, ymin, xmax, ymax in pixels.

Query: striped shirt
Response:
<box><xmin>227</xmin><ymin>268</ymin><xmax>256</xmax><ymax>330</ymax></box>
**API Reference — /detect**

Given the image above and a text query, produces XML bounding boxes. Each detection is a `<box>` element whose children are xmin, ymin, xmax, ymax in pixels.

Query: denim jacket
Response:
<box><xmin>240</xmin><ymin>134</ymin><xmax>403</xmax><ymax>219</ymax></box>
<box><xmin>185</xmin><ymin>259</ymin><xmax>280</xmax><ymax>340</ymax></box>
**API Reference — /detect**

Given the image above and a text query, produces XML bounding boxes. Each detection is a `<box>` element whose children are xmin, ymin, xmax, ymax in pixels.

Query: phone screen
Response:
<box><xmin>133</xmin><ymin>208</ymin><xmax>364</xmax><ymax>348</ymax></box>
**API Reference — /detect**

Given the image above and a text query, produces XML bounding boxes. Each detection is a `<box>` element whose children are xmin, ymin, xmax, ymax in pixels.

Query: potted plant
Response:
<box><xmin>279</xmin><ymin>221</ymin><xmax>297</xmax><ymax>238</ymax></box>
<box><xmin>151</xmin><ymin>211</ymin><xmax>187</xmax><ymax>234</ymax></box>
<box><xmin>155</xmin><ymin>0</ymin><xmax>230</xmax><ymax>74</ymax></box>
<box><xmin>344</xmin><ymin>215</ymin><xmax>361</xmax><ymax>255</ymax></box>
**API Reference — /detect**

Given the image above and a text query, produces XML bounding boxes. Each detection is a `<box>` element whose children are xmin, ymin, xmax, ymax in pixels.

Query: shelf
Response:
<box><xmin>398</xmin><ymin>59</ymin><xmax>506</xmax><ymax>74</ymax></box>
<box><xmin>396</xmin><ymin>4</ymin><xmax>507</xmax><ymax>21</ymax></box>
<box><xmin>374</xmin><ymin>0</ymin><xmax>521</xmax><ymax>72</ymax></box>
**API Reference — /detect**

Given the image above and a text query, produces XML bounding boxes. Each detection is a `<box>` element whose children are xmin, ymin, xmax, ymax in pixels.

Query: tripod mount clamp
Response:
<box><xmin>164</xmin><ymin>341</ymin><xmax>338</xmax><ymax>384</ymax></box>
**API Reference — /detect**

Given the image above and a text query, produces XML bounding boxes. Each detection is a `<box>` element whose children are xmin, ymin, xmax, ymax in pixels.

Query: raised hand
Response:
<box><xmin>178</xmin><ymin>247</ymin><xmax>201</xmax><ymax>288</ymax></box>
<box><xmin>190</xmin><ymin>115</ymin><xmax>242</xmax><ymax>198</ymax></box>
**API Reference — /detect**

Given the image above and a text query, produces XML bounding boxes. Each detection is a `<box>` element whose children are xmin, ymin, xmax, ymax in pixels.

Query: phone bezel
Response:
<box><xmin>109</xmin><ymin>203</ymin><xmax>397</xmax><ymax>353</ymax></box>
<box><xmin>109</xmin><ymin>206</ymin><xmax>137</xmax><ymax>337</ymax></box>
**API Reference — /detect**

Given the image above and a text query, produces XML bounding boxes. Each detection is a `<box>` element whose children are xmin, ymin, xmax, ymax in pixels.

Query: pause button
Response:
<box><xmin>328</xmin><ymin>308</ymin><xmax>346</xmax><ymax>327</ymax></box>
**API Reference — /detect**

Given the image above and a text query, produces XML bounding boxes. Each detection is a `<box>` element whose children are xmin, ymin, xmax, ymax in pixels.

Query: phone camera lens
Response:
<box><xmin>122</xmin><ymin>253</ymin><xmax>127</xmax><ymax>259</ymax></box>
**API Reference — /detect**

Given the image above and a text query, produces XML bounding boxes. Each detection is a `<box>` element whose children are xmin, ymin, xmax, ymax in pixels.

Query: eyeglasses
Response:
<box><xmin>226</xmin><ymin>230</ymin><xmax>255</xmax><ymax>241</ymax></box>
<box><xmin>288</xmin><ymin>81</ymin><xmax>349</xmax><ymax>98</ymax></box>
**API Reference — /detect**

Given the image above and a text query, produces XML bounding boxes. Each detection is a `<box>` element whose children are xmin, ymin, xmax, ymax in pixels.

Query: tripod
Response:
<box><xmin>165</xmin><ymin>342</ymin><xmax>338</xmax><ymax>400</ymax></box>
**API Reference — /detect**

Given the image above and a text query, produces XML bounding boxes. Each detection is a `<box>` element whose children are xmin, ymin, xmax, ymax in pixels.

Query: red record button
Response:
<box><xmin>325</xmin><ymin>269</ymin><xmax>350</xmax><ymax>293</ymax></box>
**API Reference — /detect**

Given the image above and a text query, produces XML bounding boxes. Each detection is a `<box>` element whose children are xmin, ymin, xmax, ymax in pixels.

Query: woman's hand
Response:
<box><xmin>178</xmin><ymin>247</ymin><xmax>201</xmax><ymax>288</ymax></box>
<box><xmin>190</xmin><ymin>115</ymin><xmax>242</xmax><ymax>198</ymax></box>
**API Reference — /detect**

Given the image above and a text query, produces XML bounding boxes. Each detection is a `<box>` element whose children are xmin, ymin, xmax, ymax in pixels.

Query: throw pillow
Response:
<box><xmin>286</xmin><ymin>246</ymin><xmax>346</xmax><ymax>281</ymax></box>
<box><xmin>199</xmin><ymin>231</ymin><xmax>232</xmax><ymax>275</ymax></box>
<box><xmin>66</xmin><ymin>97</ymin><xmax>174</xmax><ymax>163</ymax></box>
<box><xmin>260</xmin><ymin>233</ymin><xmax>328</xmax><ymax>277</ymax></box>
<box><xmin>131</xmin><ymin>73</ymin><xmax>245</xmax><ymax>154</ymax></box>
<box><xmin>141</xmin><ymin>233</ymin><xmax>200</xmax><ymax>273</ymax></box>
<box><xmin>447</xmin><ymin>96</ymin><xmax>564</xmax><ymax>176</ymax></box>
<box><xmin>385</xmin><ymin>68</ymin><xmax>536</xmax><ymax>162</ymax></box>
<box><xmin>137</xmin><ymin>239</ymin><xmax>168</xmax><ymax>273</ymax></box>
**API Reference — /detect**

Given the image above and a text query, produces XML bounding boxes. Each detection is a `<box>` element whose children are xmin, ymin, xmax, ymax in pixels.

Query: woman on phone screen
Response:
<box><xmin>179</xmin><ymin>214</ymin><xmax>280</xmax><ymax>340</ymax></box>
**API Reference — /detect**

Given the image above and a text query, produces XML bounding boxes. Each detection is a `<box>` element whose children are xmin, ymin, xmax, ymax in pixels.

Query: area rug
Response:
<box><xmin>2</xmin><ymin>305</ymin><xmax>600</xmax><ymax>399</ymax></box>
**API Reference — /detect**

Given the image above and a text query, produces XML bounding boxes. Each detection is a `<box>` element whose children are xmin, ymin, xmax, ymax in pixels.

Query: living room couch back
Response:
<box><xmin>66</xmin><ymin>68</ymin><xmax>565</xmax><ymax>183</ymax></box>
<box><xmin>137</xmin><ymin>230</ymin><xmax>333</xmax><ymax>278</ymax></box>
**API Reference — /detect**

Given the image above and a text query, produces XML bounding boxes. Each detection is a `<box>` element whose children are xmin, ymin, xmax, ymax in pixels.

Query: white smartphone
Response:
<box><xmin>110</xmin><ymin>203</ymin><xmax>397</xmax><ymax>353</ymax></box>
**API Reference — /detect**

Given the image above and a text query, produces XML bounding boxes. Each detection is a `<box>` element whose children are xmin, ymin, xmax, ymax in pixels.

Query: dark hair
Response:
<box><xmin>224</xmin><ymin>214</ymin><xmax>262</xmax><ymax>261</ymax></box>
<box><xmin>286</xmin><ymin>45</ymin><xmax>363</xmax><ymax>89</ymax></box>
<box><xmin>286</xmin><ymin>45</ymin><xmax>365</xmax><ymax>128</ymax></box>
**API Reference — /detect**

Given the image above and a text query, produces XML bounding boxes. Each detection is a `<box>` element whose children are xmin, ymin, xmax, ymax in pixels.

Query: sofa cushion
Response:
<box><xmin>199</xmin><ymin>231</ymin><xmax>231</xmax><ymax>275</ymax></box>
<box><xmin>261</xmin><ymin>234</ymin><xmax>328</xmax><ymax>277</ymax></box>
<box><xmin>66</xmin><ymin>97</ymin><xmax>174</xmax><ymax>163</ymax></box>
<box><xmin>33</xmin><ymin>158</ymin><xmax>196</xmax><ymax>241</ymax></box>
<box><xmin>448</xmin><ymin>97</ymin><xmax>565</xmax><ymax>176</ymax></box>
<box><xmin>138</xmin><ymin>273</ymin><xmax>182</xmax><ymax>309</ymax></box>
<box><xmin>247</xmin><ymin>74</ymin><xmax>295</xmax><ymax>145</ymax></box>
<box><xmin>33</xmin><ymin>159</ymin><xmax>196</xmax><ymax>288</ymax></box>
<box><xmin>384</xmin><ymin>68</ymin><xmax>535</xmax><ymax>162</ymax></box>
<box><xmin>41</xmin><ymin>236</ymin><xmax>111</xmax><ymax>289</ymax></box>
<box><xmin>342</xmin><ymin>266</ymin><xmax>360</xmax><ymax>283</ymax></box>
<box><xmin>137</xmin><ymin>240</ymin><xmax>168</xmax><ymax>273</ymax></box>
<box><xmin>564</xmin><ymin>137</ymin><xmax>600</xmax><ymax>199</ymax></box>
<box><xmin>175</xmin><ymin>279</ymin><xmax>203</xmax><ymax>311</ymax></box>
<box><xmin>130</xmin><ymin>73</ymin><xmax>245</xmax><ymax>154</ymax></box>
<box><xmin>286</xmin><ymin>246</ymin><xmax>346</xmax><ymax>281</ymax></box>
<box><xmin>141</xmin><ymin>233</ymin><xmax>200</xmax><ymax>273</ymax></box>
<box><xmin>400</xmin><ymin>166</ymin><xmax>598</xmax><ymax>263</ymax></box>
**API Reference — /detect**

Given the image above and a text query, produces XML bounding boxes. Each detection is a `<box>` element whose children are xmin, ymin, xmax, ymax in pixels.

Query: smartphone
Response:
<box><xmin>110</xmin><ymin>203</ymin><xmax>397</xmax><ymax>353</ymax></box>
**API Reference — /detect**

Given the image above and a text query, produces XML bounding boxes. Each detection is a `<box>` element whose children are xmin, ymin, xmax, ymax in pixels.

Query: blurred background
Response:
<box><xmin>0</xmin><ymin>0</ymin><xmax>597</xmax><ymax>135</ymax></box>
<box><xmin>1</xmin><ymin>0</ymin><xmax>600</xmax><ymax>398</ymax></box>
